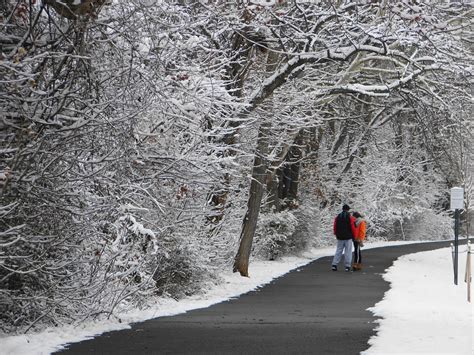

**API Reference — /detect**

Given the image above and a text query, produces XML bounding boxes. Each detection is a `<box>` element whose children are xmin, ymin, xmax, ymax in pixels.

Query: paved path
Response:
<box><xmin>57</xmin><ymin>241</ymin><xmax>454</xmax><ymax>354</ymax></box>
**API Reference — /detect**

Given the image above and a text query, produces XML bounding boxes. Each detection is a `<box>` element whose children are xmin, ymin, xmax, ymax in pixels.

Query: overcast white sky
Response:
<box><xmin>1</xmin><ymin>241</ymin><xmax>472</xmax><ymax>355</ymax></box>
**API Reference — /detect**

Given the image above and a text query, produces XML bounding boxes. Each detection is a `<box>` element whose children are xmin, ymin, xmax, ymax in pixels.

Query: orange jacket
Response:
<box><xmin>354</xmin><ymin>218</ymin><xmax>366</xmax><ymax>241</ymax></box>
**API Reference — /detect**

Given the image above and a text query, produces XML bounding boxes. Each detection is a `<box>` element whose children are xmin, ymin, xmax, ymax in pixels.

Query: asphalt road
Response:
<box><xmin>57</xmin><ymin>241</ymin><xmax>455</xmax><ymax>355</ymax></box>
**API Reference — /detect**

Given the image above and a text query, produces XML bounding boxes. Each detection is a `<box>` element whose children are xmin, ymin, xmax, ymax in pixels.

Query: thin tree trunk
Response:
<box><xmin>233</xmin><ymin>46</ymin><xmax>279</xmax><ymax>276</ymax></box>
<box><xmin>233</xmin><ymin>127</ymin><xmax>303</xmax><ymax>276</ymax></box>
<box><xmin>266</xmin><ymin>170</ymin><xmax>281</xmax><ymax>212</ymax></box>
<box><xmin>233</xmin><ymin>121</ymin><xmax>270</xmax><ymax>276</ymax></box>
<box><xmin>287</xmin><ymin>146</ymin><xmax>301</xmax><ymax>202</ymax></box>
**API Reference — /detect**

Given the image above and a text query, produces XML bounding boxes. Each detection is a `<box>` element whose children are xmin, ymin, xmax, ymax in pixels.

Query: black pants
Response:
<box><xmin>353</xmin><ymin>240</ymin><xmax>362</xmax><ymax>264</ymax></box>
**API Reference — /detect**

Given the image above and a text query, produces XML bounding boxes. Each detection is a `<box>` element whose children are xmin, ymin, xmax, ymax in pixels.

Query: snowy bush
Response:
<box><xmin>291</xmin><ymin>201</ymin><xmax>330</xmax><ymax>249</ymax></box>
<box><xmin>394</xmin><ymin>210</ymin><xmax>452</xmax><ymax>241</ymax></box>
<box><xmin>152</xmin><ymin>244</ymin><xmax>203</xmax><ymax>299</ymax></box>
<box><xmin>253</xmin><ymin>211</ymin><xmax>298</xmax><ymax>260</ymax></box>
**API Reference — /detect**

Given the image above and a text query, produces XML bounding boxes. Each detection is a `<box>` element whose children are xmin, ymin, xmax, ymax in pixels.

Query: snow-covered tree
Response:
<box><xmin>230</xmin><ymin>0</ymin><xmax>473</xmax><ymax>275</ymax></box>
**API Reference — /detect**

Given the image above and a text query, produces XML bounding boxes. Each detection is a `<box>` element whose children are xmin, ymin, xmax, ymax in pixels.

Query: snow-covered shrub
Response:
<box><xmin>291</xmin><ymin>201</ymin><xmax>330</xmax><ymax>249</ymax></box>
<box><xmin>152</xmin><ymin>244</ymin><xmax>203</xmax><ymax>299</ymax></box>
<box><xmin>101</xmin><ymin>214</ymin><xmax>208</xmax><ymax>302</ymax></box>
<box><xmin>253</xmin><ymin>211</ymin><xmax>298</xmax><ymax>260</ymax></box>
<box><xmin>393</xmin><ymin>210</ymin><xmax>452</xmax><ymax>241</ymax></box>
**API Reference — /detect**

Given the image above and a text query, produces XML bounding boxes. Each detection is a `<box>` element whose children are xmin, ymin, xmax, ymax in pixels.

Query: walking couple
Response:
<box><xmin>331</xmin><ymin>204</ymin><xmax>366</xmax><ymax>272</ymax></box>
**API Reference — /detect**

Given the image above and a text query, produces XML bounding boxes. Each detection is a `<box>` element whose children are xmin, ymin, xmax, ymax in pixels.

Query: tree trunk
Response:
<box><xmin>266</xmin><ymin>170</ymin><xmax>281</xmax><ymax>212</ymax></box>
<box><xmin>233</xmin><ymin>121</ymin><xmax>270</xmax><ymax>276</ymax></box>
<box><xmin>276</xmin><ymin>142</ymin><xmax>301</xmax><ymax>210</ymax></box>
<box><xmin>286</xmin><ymin>151</ymin><xmax>301</xmax><ymax>202</ymax></box>
<box><xmin>233</xmin><ymin>44</ymin><xmax>280</xmax><ymax>276</ymax></box>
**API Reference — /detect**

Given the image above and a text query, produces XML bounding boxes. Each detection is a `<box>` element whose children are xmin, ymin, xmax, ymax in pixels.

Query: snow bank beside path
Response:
<box><xmin>364</xmin><ymin>246</ymin><xmax>473</xmax><ymax>355</ymax></box>
<box><xmin>0</xmin><ymin>246</ymin><xmax>336</xmax><ymax>355</ymax></box>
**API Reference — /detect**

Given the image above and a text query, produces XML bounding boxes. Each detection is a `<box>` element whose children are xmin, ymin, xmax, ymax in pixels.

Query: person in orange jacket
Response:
<box><xmin>352</xmin><ymin>211</ymin><xmax>366</xmax><ymax>271</ymax></box>
<box><xmin>331</xmin><ymin>204</ymin><xmax>358</xmax><ymax>272</ymax></box>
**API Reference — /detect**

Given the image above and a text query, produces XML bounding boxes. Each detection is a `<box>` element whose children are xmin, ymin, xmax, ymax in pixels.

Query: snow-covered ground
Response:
<box><xmin>1</xmin><ymin>241</ymin><xmax>472</xmax><ymax>355</ymax></box>
<box><xmin>363</xmin><ymin>244</ymin><xmax>473</xmax><ymax>355</ymax></box>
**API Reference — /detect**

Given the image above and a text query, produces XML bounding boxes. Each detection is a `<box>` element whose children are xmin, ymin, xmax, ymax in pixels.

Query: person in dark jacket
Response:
<box><xmin>331</xmin><ymin>204</ymin><xmax>357</xmax><ymax>272</ymax></box>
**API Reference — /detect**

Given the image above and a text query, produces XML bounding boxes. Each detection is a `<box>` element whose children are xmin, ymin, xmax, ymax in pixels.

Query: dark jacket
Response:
<box><xmin>333</xmin><ymin>211</ymin><xmax>357</xmax><ymax>240</ymax></box>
